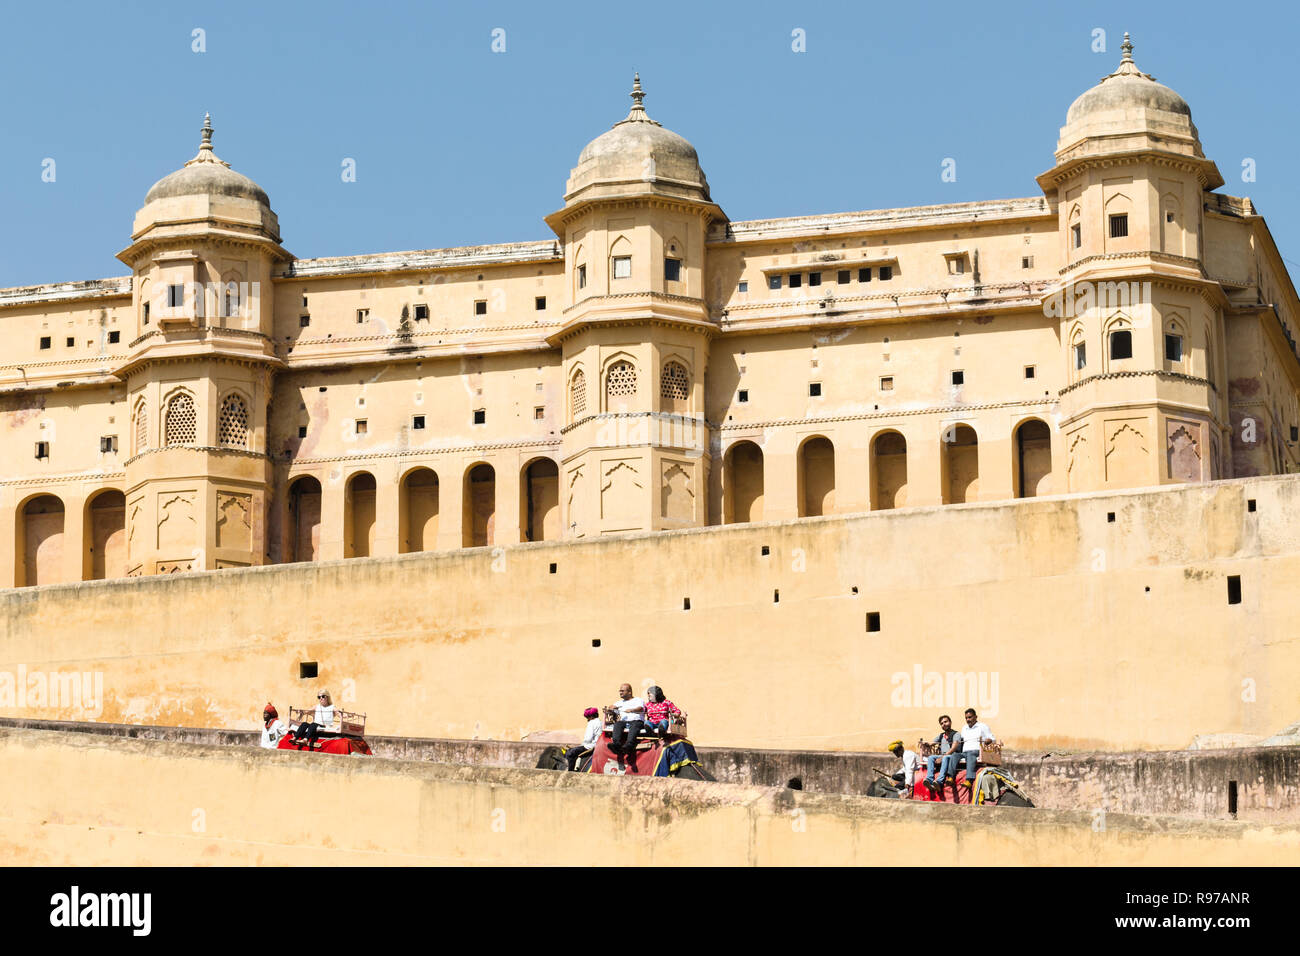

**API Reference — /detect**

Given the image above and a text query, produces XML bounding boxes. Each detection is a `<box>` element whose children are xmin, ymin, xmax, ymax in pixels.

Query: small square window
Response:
<box><xmin>1074</xmin><ymin>342</ymin><xmax>1087</xmax><ymax>370</ymax></box>
<box><xmin>1292</xmin><ymin>426</ymin><xmax>1299</xmax><ymax>443</ymax></box>
<box><xmin>858</xmin><ymin>268</ymin><xmax>871</xmax><ymax>282</ymax></box>
<box><xmin>1110</xmin><ymin>214</ymin><xmax>1129</xmax><ymax>239</ymax></box>
<box><xmin>108</xmin><ymin>331</ymin><xmax>120</xmax><ymax>344</ymax></box>
<box><xmin>837</xmin><ymin>270</ymin><xmax>850</xmax><ymax>284</ymax></box>
<box><xmin>474</xmin><ymin>300</ymin><xmax>487</xmax><ymax>315</ymax></box>
<box><xmin>737</xmin><ymin>389</ymin><xmax>749</xmax><ymax>403</ymax></box>
<box><xmin>879</xmin><ymin>376</ymin><xmax>894</xmax><ymax>391</ymax></box>
<box><xmin>664</xmin><ymin>257</ymin><xmax>682</xmax><ymax>282</ymax></box>
<box><xmin>355</xmin><ymin>419</ymin><xmax>368</xmax><ymax>435</ymax></box>
<box><xmin>865</xmin><ymin>611</ymin><xmax>881</xmax><ymax>632</ymax></box>
<box><xmin>473</xmin><ymin>409</ymin><xmax>486</xmax><ymax>425</ymax></box>
<box><xmin>951</xmin><ymin>370</ymin><xmax>964</xmax><ymax>386</ymax></box>
<box><xmin>1164</xmin><ymin>334</ymin><xmax>1183</xmax><ymax>362</ymax></box>
<box><xmin>99</xmin><ymin>435</ymin><xmax>117</xmax><ymax>453</ymax></box>
<box><xmin>412</xmin><ymin>415</ymin><xmax>426</xmax><ymax>430</ymax></box>
<box><xmin>1071</xmin><ymin>224</ymin><xmax>1082</xmax><ymax>248</ymax></box>
<box><xmin>737</xmin><ymin>281</ymin><xmax>748</xmax><ymax>293</ymax></box>
<box><xmin>768</xmin><ymin>275</ymin><xmax>781</xmax><ymax>290</ymax></box>
<box><xmin>142</xmin><ymin>303</ymin><xmax>150</xmax><ymax>324</ymax></box>
<box><xmin>1110</xmin><ymin>329</ymin><xmax>1133</xmax><ymax>360</ymax></box>
<box><xmin>39</xmin><ymin>336</ymin><xmax>51</xmax><ymax>350</ymax></box>
<box><xmin>35</xmin><ymin>441</ymin><xmax>49</xmax><ymax>459</ymax></box>
<box><xmin>298</xmin><ymin>661</ymin><xmax>318</xmax><ymax>679</ymax></box>
<box><xmin>534</xmin><ymin>406</ymin><xmax>544</xmax><ymax>420</ymax></box>
<box><xmin>1022</xmin><ymin>256</ymin><xmax>1034</xmax><ymax>269</ymax></box>
<box><xmin>168</xmin><ymin>284</ymin><xmax>184</xmax><ymax>308</ymax></box>
<box><xmin>66</xmin><ymin>337</ymin><xmax>74</xmax><ymax>348</ymax></box>
<box><xmin>808</xmin><ymin>271</ymin><xmax>821</xmax><ymax>287</ymax></box>
<box><xmin>613</xmin><ymin>256</ymin><xmax>632</xmax><ymax>279</ymax></box>
<box><xmin>1166</xmin><ymin>211</ymin><xmax>1176</xmax><ymax>223</ymax></box>
<box><xmin>808</xmin><ymin>382</ymin><xmax>822</xmax><ymax>397</ymax></box>
<box><xmin>789</xmin><ymin>274</ymin><xmax>802</xmax><ymax>288</ymax></box>
<box><xmin>356</xmin><ymin>309</ymin><xmax>369</xmax><ymax>324</ymax></box>
<box><xmin>414</xmin><ymin>304</ymin><xmax>429</xmax><ymax>321</ymax></box>
<box><xmin>298</xmin><ymin>426</ymin><xmax>307</xmax><ymax>438</ymax></box>
<box><xmin>302</xmin><ymin>295</ymin><xmax>309</xmax><ymax>308</ymax></box>
<box><xmin>879</xmin><ymin>266</ymin><xmax>892</xmax><ymax>281</ymax></box>
<box><xmin>535</xmin><ymin>296</ymin><xmax>546</xmax><ymax>310</ymax></box>
<box><xmin>577</xmin><ymin>265</ymin><xmax>587</xmax><ymax>289</ymax></box>
<box><xmin>301</xmin><ymin>314</ymin><xmax>311</xmax><ymax>327</ymax></box>
<box><xmin>1024</xmin><ymin>365</ymin><xmax>1036</xmax><ymax>379</ymax></box>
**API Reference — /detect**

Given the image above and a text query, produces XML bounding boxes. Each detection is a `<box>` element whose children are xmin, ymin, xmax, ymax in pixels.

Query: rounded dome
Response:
<box><xmin>143</xmin><ymin>114</ymin><xmax>269</xmax><ymax>207</ymax></box>
<box><xmin>1064</xmin><ymin>35</ymin><xmax>1192</xmax><ymax>127</ymax></box>
<box><xmin>566</xmin><ymin>75</ymin><xmax>710</xmax><ymax>203</ymax></box>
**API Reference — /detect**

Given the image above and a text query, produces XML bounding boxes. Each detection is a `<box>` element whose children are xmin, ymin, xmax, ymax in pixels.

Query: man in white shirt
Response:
<box><xmin>566</xmin><ymin>707</ymin><xmax>604</xmax><ymax>771</ymax></box>
<box><xmin>260</xmin><ymin>703</ymin><xmax>288</xmax><ymax>749</ymax></box>
<box><xmin>954</xmin><ymin>708</ymin><xmax>995</xmax><ymax>786</ymax></box>
<box><xmin>609</xmin><ymin>683</ymin><xmax>645</xmax><ymax>760</ymax></box>
<box><xmin>888</xmin><ymin>740</ymin><xmax>920</xmax><ymax>795</ymax></box>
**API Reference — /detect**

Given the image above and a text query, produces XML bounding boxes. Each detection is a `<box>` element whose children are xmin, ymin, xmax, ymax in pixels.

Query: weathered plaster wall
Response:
<box><xmin>4</xmin><ymin>727</ymin><xmax>1295</xmax><ymax>866</ymax></box>
<box><xmin>1</xmin><ymin>475</ymin><xmax>1297</xmax><ymax>752</ymax></box>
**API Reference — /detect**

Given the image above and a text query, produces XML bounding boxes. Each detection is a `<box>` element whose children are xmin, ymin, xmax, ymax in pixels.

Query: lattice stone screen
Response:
<box><xmin>606</xmin><ymin>361</ymin><xmax>637</xmax><ymax>400</ymax></box>
<box><xmin>661</xmin><ymin>361</ymin><xmax>689</xmax><ymax>402</ymax></box>
<box><xmin>218</xmin><ymin>394</ymin><xmax>250</xmax><ymax>448</ymax></box>
<box><xmin>133</xmin><ymin>402</ymin><xmax>148</xmax><ymax>455</ymax></box>
<box><xmin>164</xmin><ymin>393</ymin><xmax>197</xmax><ymax>446</ymax></box>
<box><xmin>570</xmin><ymin>370</ymin><xmax>587</xmax><ymax>418</ymax></box>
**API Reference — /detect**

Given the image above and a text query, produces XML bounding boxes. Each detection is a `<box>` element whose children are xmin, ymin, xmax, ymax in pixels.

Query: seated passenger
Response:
<box><xmin>954</xmin><ymin>708</ymin><xmax>996</xmax><ymax>787</ymax></box>
<box><xmin>609</xmin><ymin>682</ymin><xmax>646</xmax><ymax>761</ymax></box>
<box><xmin>923</xmin><ymin>714</ymin><xmax>961</xmax><ymax>791</ymax></box>
<box><xmin>293</xmin><ymin>690</ymin><xmax>341</xmax><ymax>748</ymax></box>
<box><xmin>642</xmin><ymin>686</ymin><xmax>683</xmax><ymax>737</ymax></box>
<box><xmin>260</xmin><ymin>703</ymin><xmax>288</xmax><ymax>749</ymax></box>
<box><xmin>566</xmin><ymin>707</ymin><xmax>603</xmax><ymax>771</ymax></box>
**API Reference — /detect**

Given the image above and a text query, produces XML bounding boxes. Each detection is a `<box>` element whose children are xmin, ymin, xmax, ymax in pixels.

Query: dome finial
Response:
<box><xmin>630</xmin><ymin>72</ymin><xmax>646</xmax><ymax>113</ymax></box>
<box><xmin>200</xmin><ymin>112</ymin><xmax>214</xmax><ymax>152</ymax></box>
<box><xmin>1121</xmin><ymin>32</ymin><xmax>1134</xmax><ymax>63</ymax></box>
<box><xmin>184</xmin><ymin>111</ymin><xmax>231</xmax><ymax>169</ymax></box>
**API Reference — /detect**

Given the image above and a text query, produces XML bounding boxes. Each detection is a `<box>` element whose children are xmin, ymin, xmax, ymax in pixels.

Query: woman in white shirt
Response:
<box><xmin>293</xmin><ymin>690</ymin><xmax>340</xmax><ymax>749</ymax></box>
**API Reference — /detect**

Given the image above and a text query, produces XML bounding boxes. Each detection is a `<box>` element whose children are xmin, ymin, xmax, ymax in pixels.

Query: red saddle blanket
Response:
<box><xmin>587</xmin><ymin>735</ymin><xmax>672</xmax><ymax>776</ymax></box>
<box><xmin>277</xmin><ymin>735</ymin><xmax>372</xmax><ymax>756</ymax></box>
<box><xmin>910</xmin><ymin>769</ymin><xmax>973</xmax><ymax>804</ymax></box>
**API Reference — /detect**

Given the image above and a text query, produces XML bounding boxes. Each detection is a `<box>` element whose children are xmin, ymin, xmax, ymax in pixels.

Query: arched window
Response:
<box><xmin>164</xmin><ymin>392</ymin><xmax>197</xmax><ymax>447</ymax></box>
<box><xmin>660</xmin><ymin>361</ymin><xmax>689</xmax><ymax>412</ymax></box>
<box><xmin>606</xmin><ymin>360</ymin><xmax>637</xmax><ymax>403</ymax></box>
<box><xmin>132</xmin><ymin>399</ymin><xmax>148</xmax><ymax>456</ymax></box>
<box><xmin>218</xmin><ymin>393</ymin><xmax>250</xmax><ymax>449</ymax></box>
<box><xmin>570</xmin><ymin>369</ymin><xmax>587</xmax><ymax>419</ymax></box>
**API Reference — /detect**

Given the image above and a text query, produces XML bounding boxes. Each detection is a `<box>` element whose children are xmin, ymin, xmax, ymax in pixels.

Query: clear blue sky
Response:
<box><xmin>2</xmin><ymin>0</ymin><xmax>1297</xmax><ymax>289</ymax></box>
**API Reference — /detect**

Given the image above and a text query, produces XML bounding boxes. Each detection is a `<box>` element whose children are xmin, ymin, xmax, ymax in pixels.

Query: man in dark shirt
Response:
<box><xmin>923</xmin><ymin>714</ymin><xmax>961</xmax><ymax>792</ymax></box>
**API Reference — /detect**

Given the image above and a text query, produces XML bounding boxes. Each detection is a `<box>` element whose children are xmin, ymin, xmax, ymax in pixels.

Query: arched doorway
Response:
<box><xmin>400</xmin><ymin>468</ymin><xmax>439</xmax><ymax>553</ymax></box>
<box><xmin>1015</xmin><ymin>419</ymin><xmax>1053</xmax><ymax>497</ymax></box>
<box><xmin>871</xmin><ymin>432</ymin><xmax>908</xmax><ymax>510</ymax></box>
<box><xmin>521</xmin><ymin>458</ymin><xmax>559</xmax><ymax>542</ymax></box>
<box><xmin>943</xmin><ymin>425</ymin><xmax>980</xmax><ymax>504</ymax></box>
<box><xmin>798</xmin><ymin>436</ymin><xmax>835</xmax><ymax>517</ymax></box>
<box><xmin>463</xmin><ymin>464</ymin><xmax>496</xmax><ymax>547</ymax></box>
<box><xmin>288</xmin><ymin>476</ymin><xmax>322</xmax><ymax>562</ymax></box>
<box><xmin>345</xmin><ymin>472</ymin><xmax>376</xmax><ymax>558</ymax></box>
<box><xmin>19</xmin><ymin>494</ymin><xmax>65</xmax><ymax>587</ymax></box>
<box><xmin>86</xmin><ymin>490</ymin><xmax>126</xmax><ymax>580</ymax></box>
<box><xmin>725</xmin><ymin>441</ymin><xmax>764</xmax><ymax>523</ymax></box>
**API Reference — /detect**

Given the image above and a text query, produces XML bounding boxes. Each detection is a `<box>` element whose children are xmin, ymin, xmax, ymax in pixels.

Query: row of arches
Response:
<box><xmin>14</xmin><ymin>489</ymin><xmax>126</xmax><ymax>587</ymax></box>
<box><xmin>569</xmin><ymin>358</ymin><xmax>691</xmax><ymax>420</ymax></box>
<box><xmin>723</xmin><ymin>420</ymin><xmax>1053</xmax><ymax>522</ymax></box>
<box><xmin>130</xmin><ymin>389</ymin><xmax>251</xmax><ymax>455</ymax></box>
<box><xmin>285</xmin><ymin>458</ymin><xmax>561</xmax><ymax>562</ymax></box>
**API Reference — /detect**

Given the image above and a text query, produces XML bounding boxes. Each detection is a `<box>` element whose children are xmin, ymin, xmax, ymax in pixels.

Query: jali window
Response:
<box><xmin>218</xmin><ymin>393</ymin><xmax>250</xmax><ymax>449</ymax></box>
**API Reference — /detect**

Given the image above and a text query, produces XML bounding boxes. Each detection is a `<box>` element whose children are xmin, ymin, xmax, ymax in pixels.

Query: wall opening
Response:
<box><xmin>86</xmin><ymin>489</ymin><xmax>126</xmax><ymax>581</ymax></box>
<box><xmin>798</xmin><ymin>436</ymin><xmax>835</xmax><ymax>517</ymax></box>
<box><xmin>866</xmin><ymin>612</ymin><xmax>881</xmax><ymax>632</ymax></box>
<box><xmin>298</xmin><ymin>661</ymin><xmax>318</xmax><ymax>679</ymax></box>
<box><xmin>1227</xmin><ymin>575</ymin><xmax>1242</xmax><ymax>605</ymax></box>
<box><xmin>345</xmin><ymin>472</ymin><xmax>377</xmax><ymax>558</ymax></box>
<box><xmin>725</xmin><ymin>441</ymin><xmax>764</xmax><ymax>523</ymax></box>
<box><xmin>400</xmin><ymin>468</ymin><xmax>439</xmax><ymax>554</ymax></box>
<box><xmin>942</xmin><ymin>425</ymin><xmax>979</xmax><ymax>504</ymax></box>
<box><xmin>522</xmin><ymin>458</ymin><xmax>559</xmax><ymax>542</ymax></box>
<box><xmin>288</xmin><ymin>476</ymin><xmax>323</xmax><ymax>563</ymax></box>
<box><xmin>1015</xmin><ymin>419</ymin><xmax>1052</xmax><ymax>498</ymax></box>
<box><xmin>463</xmin><ymin>464</ymin><xmax>496</xmax><ymax>547</ymax></box>
<box><xmin>871</xmin><ymin>432</ymin><xmax>908</xmax><ymax>509</ymax></box>
<box><xmin>18</xmin><ymin>494</ymin><xmax>65</xmax><ymax>587</ymax></box>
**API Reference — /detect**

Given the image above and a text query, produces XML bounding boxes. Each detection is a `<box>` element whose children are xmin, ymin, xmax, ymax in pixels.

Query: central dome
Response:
<box><xmin>1065</xmin><ymin>35</ymin><xmax>1191</xmax><ymax>126</ymax></box>
<box><xmin>565</xmin><ymin>75</ymin><xmax>710</xmax><ymax>204</ymax></box>
<box><xmin>144</xmin><ymin>114</ymin><xmax>270</xmax><ymax>207</ymax></box>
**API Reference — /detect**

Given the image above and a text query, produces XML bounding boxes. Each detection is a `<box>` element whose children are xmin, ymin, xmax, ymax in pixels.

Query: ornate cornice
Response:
<box><xmin>560</xmin><ymin>410</ymin><xmax>705</xmax><ymax>436</ymax></box>
<box><xmin>562</xmin><ymin>290</ymin><xmax>703</xmax><ymax>316</ymax></box>
<box><xmin>124</xmin><ymin>445</ymin><xmax>269</xmax><ymax>467</ymax></box>
<box><xmin>0</xmin><ymin>472</ymin><xmax>126</xmax><ymax>489</ymax></box>
<box><xmin>1059</xmin><ymin>251</ymin><xmax>1203</xmax><ymax>276</ymax></box>
<box><xmin>128</xmin><ymin>326</ymin><xmax>271</xmax><ymax>349</ymax></box>
<box><xmin>1058</xmin><ymin>368</ymin><xmax>1215</xmax><ymax>397</ymax></box>
<box><xmin>285</xmin><ymin>438</ymin><xmax>563</xmax><ymax>469</ymax></box>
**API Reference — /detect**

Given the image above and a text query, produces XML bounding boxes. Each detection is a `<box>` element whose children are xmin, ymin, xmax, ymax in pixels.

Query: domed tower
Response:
<box><xmin>1038</xmin><ymin>35</ymin><xmax>1229</xmax><ymax>492</ymax></box>
<box><xmin>545</xmin><ymin>76</ymin><xmax>727</xmax><ymax>536</ymax></box>
<box><xmin>114</xmin><ymin>115</ymin><xmax>290</xmax><ymax>575</ymax></box>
